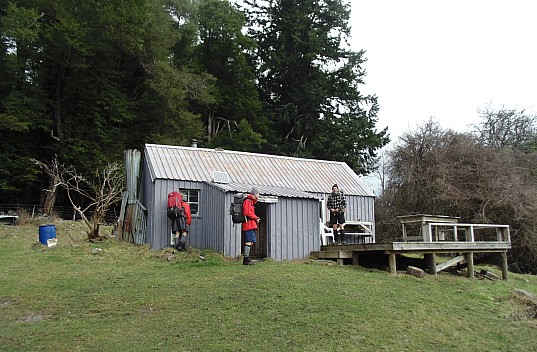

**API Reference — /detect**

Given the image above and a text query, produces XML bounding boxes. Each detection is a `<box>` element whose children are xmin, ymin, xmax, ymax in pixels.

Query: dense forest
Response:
<box><xmin>0</xmin><ymin>0</ymin><xmax>389</xmax><ymax>205</ymax></box>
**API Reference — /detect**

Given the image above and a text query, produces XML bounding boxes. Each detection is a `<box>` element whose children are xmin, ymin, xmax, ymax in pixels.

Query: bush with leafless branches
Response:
<box><xmin>376</xmin><ymin>117</ymin><xmax>537</xmax><ymax>273</ymax></box>
<box><xmin>58</xmin><ymin>162</ymin><xmax>124</xmax><ymax>240</ymax></box>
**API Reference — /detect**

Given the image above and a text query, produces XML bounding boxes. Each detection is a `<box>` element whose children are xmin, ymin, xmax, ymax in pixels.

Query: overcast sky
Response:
<box><xmin>349</xmin><ymin>0</ymin><xmax>537</xmax><ymax>145</ymax></box>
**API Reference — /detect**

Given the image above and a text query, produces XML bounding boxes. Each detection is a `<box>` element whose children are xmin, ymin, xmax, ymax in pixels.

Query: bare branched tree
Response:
<box><xmin>373</xmin><ymin>150</ymin><xmax>390</xmax><ymax>195</ymax></box>
<box><xmin>472</xmin><ymin>106</ymin><xmax>537</xmax><ymax>151</ymax></box>
<box><xmin>58</xmin><ymin>162</ymin><xmax>124</xmax><ymax>240</ymax></box>
<box><xmin>31</xmin><ymin>155</ymin><xmax>61</xmax><ymax>216</ymax></box>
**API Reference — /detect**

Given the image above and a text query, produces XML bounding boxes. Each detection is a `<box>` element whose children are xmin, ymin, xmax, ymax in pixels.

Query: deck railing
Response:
<box><xmin>425</xmin><ymin>222</ymin><xmax>510</xmax><ymax>243</ymax></box>
<box><xmin>398</xmin><ymin>214</ymin><xmax>510</xmax><ymax>244</ymax></box>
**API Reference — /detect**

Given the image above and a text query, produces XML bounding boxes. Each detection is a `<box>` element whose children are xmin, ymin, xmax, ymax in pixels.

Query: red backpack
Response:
<box><xmin>167</xmin><ymin>191</ymin><xmax>182</xmax><ymax>209</ymax></box>
<box><xmin>167</xmin><ymin>191</ymin><xmax>185</xmax><ymax>219</ymax></box>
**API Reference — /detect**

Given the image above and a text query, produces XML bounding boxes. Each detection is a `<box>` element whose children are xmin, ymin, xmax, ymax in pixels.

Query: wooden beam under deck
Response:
<box><xmin>435</xmin><ymin>254</ymin><xmax>466</xmax><ymax>272</ymax></box>
<box><xmin>317</xmin><ymin>241</ymin><xmax>510</xmax><ymax>254</ymax></box>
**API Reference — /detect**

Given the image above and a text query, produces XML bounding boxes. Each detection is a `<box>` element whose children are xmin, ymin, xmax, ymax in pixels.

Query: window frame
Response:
<box><xmin>180</xmin><ymin>189</ymin><xmax>200</xmax><ymax>216</ymax></box>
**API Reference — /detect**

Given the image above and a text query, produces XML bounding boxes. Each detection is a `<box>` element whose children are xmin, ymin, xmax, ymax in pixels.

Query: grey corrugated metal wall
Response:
<box><xmin>141</xmin><ymin>170</ymin><xmax>225</xmax><ymax>251</ymax></box>
<box><xmin>222</xmin><ymin>192</ymin><xmax>243</xmax><ymax>258</ymax></box>
<box><xmin>220</xmin><ymin>195</ymin><xmax>320</xmax><ymax>260</ymax></box>
<box><xmin>268</xmin><ymin>197</ymin><xmax>320</xmax><ymax>261</ymax></box>
<box><xmin>125</xmin><ymin>149</ymin><xmax>141</xmax><ymax>201</ymax></box>
<box><xmin>202</xmin><ymin>183</ymin><xmax>320</xmax><ymax>260</ymax></box>
<box><xmin>200</xmin><ymin>183</ymin><xmax>226</xmax><ymax>253</ymax></box>
<box><xmin>142</xmin><ymin>167</ymin><xmax>205</xmax><ymax>250</ymax></box>
<box><xmin>346</xmin><ymin>195</ymin><xmax>375</xmax><ymax>222</ymax></box>
<box><xmin>141</xmin><ymin>159</ymin><xmax>156</xmax><ymax>247</ymax></box>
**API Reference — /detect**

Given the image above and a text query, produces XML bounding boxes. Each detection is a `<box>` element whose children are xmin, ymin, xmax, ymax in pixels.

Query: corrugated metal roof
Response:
<box><xmin>208</xmin><ymin>182</ymin><xmax>321</xmax><ymax>199</ymax></box>
<box><xmin>144</xmin><ymin>144</ymin><xmax>374</xmax><ymax>197</ymax></box>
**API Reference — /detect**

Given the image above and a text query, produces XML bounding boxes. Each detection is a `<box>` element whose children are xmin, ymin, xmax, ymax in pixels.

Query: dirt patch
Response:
<box><xmin>21</xmin><ymin>314</ymin><xmax>45</xmax><ymax>323</ymax></box>
<box><xmin>0</xmin><ymin>297</ymin><xmax>15</xmax><ymax>307</ymax></box>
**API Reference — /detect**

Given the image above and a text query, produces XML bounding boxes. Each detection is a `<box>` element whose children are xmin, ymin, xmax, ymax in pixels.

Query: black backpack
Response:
<box><xmin>167</xmin><ymin>205</ymin><xmax>185</xmax><ymax>220</ymax></box>
<box><xmin>229</xmin><ymin>193</ymin><xmax>247</xmax><ymax>223</ymax></box>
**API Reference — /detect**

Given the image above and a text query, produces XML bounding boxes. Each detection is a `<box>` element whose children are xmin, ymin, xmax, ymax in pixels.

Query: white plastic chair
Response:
<box><xmin>320</xmin><ymin>219</ymin><xmax>335</xmax><ymax>245</ymax></box>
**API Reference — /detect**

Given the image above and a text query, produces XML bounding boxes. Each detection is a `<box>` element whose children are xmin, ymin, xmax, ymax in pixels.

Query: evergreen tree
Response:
<box><xmin>242</xmin><ymin>0</ymin><xmax>388</xmax><ymax>173</ymax></box>
<box><xmin>0</xmin><ymin>0</ymin><xmax>206</xmax><ymax>203</ymax></box>
<box><xmin>0</xmin><ymin>1</ymin><xmax>47</xmax><ymax>201</ymax></box>
<box><xmin>190</xmin><ymin>0</ymin><xmax>264</xmax><ymax>150</ymax></box>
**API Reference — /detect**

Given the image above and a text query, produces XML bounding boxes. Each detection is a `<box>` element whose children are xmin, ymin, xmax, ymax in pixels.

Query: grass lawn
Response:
<box><xmin>1</xmin><ymin>221</ymin><xmax>536</xmax><ymax>352</ymax></box>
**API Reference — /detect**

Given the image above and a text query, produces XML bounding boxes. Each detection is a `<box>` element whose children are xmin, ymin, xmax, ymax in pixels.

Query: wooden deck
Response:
<box><xmin>314</xmin><ymin>215</ymin><xmax>512</xmax><ymax>279</ymax></box>
<box><xmin>311</xmin><ymin>241</ymin><xmax>511</xmax><ymax>279</ymax></box>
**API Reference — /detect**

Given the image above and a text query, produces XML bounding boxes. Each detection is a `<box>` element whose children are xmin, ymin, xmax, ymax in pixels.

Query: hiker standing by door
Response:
<box><xmin>167</xmin><ymin>191</ymin><xmax>192</xmax><ymax>251</ymax></box>
<box><xmin>327</xmin><ymin>184</ymin><xmax>347</xmax><ymax>245</ymax></box>
<box><xmin>242</xmin><ymin>187</ymin><xmax>260</xmax><ymax>265</ymax></box>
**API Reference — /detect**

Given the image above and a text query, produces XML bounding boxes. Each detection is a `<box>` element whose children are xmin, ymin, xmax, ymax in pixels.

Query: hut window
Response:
<box><xmin>180</xmin><ymin>189</ymin><xmax>199</xmax><ymax>215</ymax></box>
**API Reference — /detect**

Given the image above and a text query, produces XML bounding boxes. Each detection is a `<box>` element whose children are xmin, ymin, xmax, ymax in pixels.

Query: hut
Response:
<box><xmin>139</xmin><ymin>142</ymin><xmax>375</xmax><ymax>260</ymax></box>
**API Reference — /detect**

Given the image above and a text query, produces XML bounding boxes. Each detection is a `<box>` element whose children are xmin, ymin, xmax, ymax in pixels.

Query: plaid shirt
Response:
<box><xmin>327</xmin><ymin>191</ymin><xmax>347</xmax><ymax>213</ymax></box>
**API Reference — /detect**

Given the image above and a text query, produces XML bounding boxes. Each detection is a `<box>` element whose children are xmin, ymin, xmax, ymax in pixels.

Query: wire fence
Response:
<box><xmin>0</xmin><ymin>204</ymin><xmax>120</xmax><ymax>225</ymax></box>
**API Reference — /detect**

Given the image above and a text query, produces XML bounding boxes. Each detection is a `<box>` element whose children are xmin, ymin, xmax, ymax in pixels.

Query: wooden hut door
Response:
<box><xmin>241</xmin><ymin>202</ymin><xmax>267</xmax><ymax>259</ymax></box>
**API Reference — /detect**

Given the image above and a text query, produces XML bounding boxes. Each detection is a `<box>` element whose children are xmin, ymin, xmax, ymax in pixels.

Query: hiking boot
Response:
<box><xmin>243</xmin><ymin>257</ymin><xmax>254</xmax><ymax>265</ymax></box>
<box><xmin>174</xmin><ymin>241</ymin><xmax>186</xmax><ymax>251</ymax></box>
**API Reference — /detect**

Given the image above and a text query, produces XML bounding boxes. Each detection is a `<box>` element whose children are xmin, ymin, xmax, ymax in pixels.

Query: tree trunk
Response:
<box><xmin>54</xmin><ymin>63</ymin><xmax>67</xmax><ymax>140</ymax></box>
<box><xmin>88</xmin><ymin>224</ymin><xmax>100</xmax><ymax>240</ymax></box>
<box><xmin>208</xmin><ymin>110</ymin><xmax>214</xmax><ymax>141</ymax></box>
<box><xmin>88</xmin><ymin>212</ymin><xmax>104</xmax><ymax>240</ymax></box>
<box><xmin>43</xmin><ymin>175</ymin><xmax>59</xmax><ymax>216</ymax></box>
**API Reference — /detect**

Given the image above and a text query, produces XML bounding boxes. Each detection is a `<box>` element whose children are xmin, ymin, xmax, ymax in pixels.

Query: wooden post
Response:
<box><xmin>422</xmin><ymin>223</ymin><xmax>430</xmax><ymax>241</ymax></box>
<box><xmin>352</xmin><ymin>252</ymin><xmax>360</xmax><ymax>266</ymax></box>
<box><xmin>470</xmin><ymin>226</ymin><xmax>475</xmax><ymax>242</ymax></box>
<box><xmin>426</xmin><ymin>253</ymin><xmax>437</xmax><ymax>275</ymax></box>
<box><xmin>337</xmin><ymin>258</ymin><xmax>344</xmax><ymax>266</ymax></box>
<box><xmin>465</xmin><ymin>252</ymin><xmax>474</xmax><ymax>279</ymax></box>
<box><xmin>501</xmin><ymin>251</ymin><xmax>509</xmax><ymax>280</ymax></box>
<box><xmin>389</xmin><ymin>253</ymin><xmax>397</xmax><ymax>274</ymax></box>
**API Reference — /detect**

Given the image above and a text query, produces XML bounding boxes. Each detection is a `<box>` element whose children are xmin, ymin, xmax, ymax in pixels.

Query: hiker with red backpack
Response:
<box><xmin>167</xmin><ymin>191</ymin><xmax>192</xmax><ymax>251</ymax></box>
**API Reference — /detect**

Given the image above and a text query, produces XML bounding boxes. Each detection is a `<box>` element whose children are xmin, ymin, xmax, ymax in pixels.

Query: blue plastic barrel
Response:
<box><xmin>39</xmin><ymin>225</ymin><xmax>56</xmax><ymax>245</ymax></box>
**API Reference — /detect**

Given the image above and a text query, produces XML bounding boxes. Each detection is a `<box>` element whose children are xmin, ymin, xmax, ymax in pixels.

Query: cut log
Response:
<box><xmin>406</xmin><ymin>266</ymin><xmax>425</xmax><ymax>278</ymax></box>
